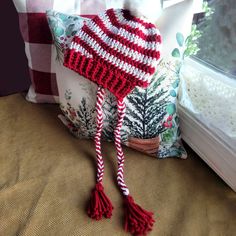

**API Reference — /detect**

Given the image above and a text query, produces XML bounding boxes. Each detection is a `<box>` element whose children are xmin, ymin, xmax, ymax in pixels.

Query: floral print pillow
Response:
<box><xmin>47</xmin><ymin>10</ymin><xmax>187</xmax><ymax>159</ymax></box>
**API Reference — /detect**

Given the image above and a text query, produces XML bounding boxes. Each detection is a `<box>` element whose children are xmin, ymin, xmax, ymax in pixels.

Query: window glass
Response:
<box><xmin>193</xmin><ymin>0</ymin><xmax>236</xmax><ymax>78</ymax></box>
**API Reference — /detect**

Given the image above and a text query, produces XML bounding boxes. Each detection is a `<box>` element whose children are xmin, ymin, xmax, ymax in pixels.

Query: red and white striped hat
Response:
<box><xmin>64</xmin><ymin>8</ymin><xmax>161</xmax><ymax>100</ymax></box>
<box><xmin>64</xmin><ymin>8</ymin><xmax>161</xmax><ymax>235</ymax></box>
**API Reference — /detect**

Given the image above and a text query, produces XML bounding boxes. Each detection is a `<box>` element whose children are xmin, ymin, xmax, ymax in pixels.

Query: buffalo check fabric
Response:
<box><xmin>12</xmin><ymin>0</ymin><xmax>109</xmax><ymax>103</ymax></box>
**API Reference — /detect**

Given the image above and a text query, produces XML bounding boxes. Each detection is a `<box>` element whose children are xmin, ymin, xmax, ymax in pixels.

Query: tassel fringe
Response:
<box><xmin>124</xmin><ymin>195</ymin><xmax>155</xmax><ymax>235</ymax></box>
<box><xmin>87</xmin><ymin>182</ymin><xmax>113</xmax><ymax>220</ymax></box>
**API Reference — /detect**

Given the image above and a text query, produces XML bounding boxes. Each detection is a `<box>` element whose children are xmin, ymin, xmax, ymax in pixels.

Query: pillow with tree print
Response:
<box><xmin>46</xmin><ymin>6</ymin><xmax>192</xmax><ymax>158</ymax></box>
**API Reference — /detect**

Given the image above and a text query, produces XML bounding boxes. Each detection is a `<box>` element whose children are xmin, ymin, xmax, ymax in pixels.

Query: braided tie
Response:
<box><xmin>95</xmin><ymin>86</ymin><xmax>106</xmax><ymax>183</ymax></box>
<box><xmin>114</xmin><ymin>99</ymin><xmax>130</xmax><ymax>196</ymax></box>
<box><xmin>114</xmin><ymin>99</ymin><xmax>155</xmax><ymax>235</ymax></box>
<box><xmin>87</xmin><ymin>86</ymin><xmax>113</xmax><ymax>220</ymax></box>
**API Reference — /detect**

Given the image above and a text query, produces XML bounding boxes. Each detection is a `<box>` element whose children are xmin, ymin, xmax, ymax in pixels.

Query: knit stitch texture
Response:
<box><xmin>64</xmin><ymin>8</ymin><xmax>161</xmax><ymax>100</ymax></box>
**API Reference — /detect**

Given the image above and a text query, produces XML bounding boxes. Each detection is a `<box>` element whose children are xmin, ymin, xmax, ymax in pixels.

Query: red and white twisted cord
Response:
<box><xmin>95</xmin><ymin>86</ymin><xmax>106</xmax><ymax>183</ymax></box>
<box><xmin>115</xmin><ymin>99</ymin><xmax>130</xmax><ymax>196</ymax></box>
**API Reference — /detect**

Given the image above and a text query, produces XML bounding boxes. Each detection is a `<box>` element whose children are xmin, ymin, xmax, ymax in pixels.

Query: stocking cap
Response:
<box><xmin>64</xmin><ymin>8</ymin><xmax>161</xmax><ymax>100</ymax></box>
<box><xmin>63</xmin><ymin>8</ymin><xmax>161</xmax><ymax>235</ymax></box>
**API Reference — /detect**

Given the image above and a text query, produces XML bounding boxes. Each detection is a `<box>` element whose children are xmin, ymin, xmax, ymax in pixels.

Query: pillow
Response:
<box><xmin>12</xmin><ymin>0</ymin><xmax>108</xmax><ymax>103</ymax></box>
<box><xmin>12</xmin><ymin>0</ymin><xmax>164</xmax><ymax>103</ymax></box>
<box><xmin>12</xmin><ymin>0</ymin><xmax>196</xmax><ymax>103</ymax></box>
<box><xmin>47</xmin><ymin>2</ymin><xmax>201</xmax><ymax>159</ymax></box>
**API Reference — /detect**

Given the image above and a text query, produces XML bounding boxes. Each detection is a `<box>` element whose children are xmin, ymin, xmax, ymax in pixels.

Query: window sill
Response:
<box><xmin>178</xmin><ymin>57</ymin><xmax>236</xmax><ymax>192</ymax></box>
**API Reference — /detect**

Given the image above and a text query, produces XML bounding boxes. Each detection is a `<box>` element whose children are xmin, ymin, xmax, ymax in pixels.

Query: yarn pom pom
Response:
<box><xmin>123</xmin><ymin>0</ymin><xmax>162</xmax><ymax>22</ymax></box>
<box><xmin>124</xmin><ymin>195</ymin><xmax>155</xmax><ymax>235</ymax></box>
<box><xmin>87</xmin><ymin>182</ymin><xmax>114</xmax><ymax>220</ymax></box>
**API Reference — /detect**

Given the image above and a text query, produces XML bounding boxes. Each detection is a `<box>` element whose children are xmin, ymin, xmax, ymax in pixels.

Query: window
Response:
<box><xmin>193</xmin><ymin>0</ymin><xmax>236</xmax><ymax>79</ymax></box>
<box><xmin>178</xmin><ymin>0</ymin><xmax>236</xmax><ymax>171</ymax></box>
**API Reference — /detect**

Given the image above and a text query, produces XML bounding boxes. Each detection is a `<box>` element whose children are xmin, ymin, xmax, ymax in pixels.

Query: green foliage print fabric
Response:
<box><xmin>47</xmin><ymin>10</ymin><xmax>187</xmax><ymax>159</ymax></box>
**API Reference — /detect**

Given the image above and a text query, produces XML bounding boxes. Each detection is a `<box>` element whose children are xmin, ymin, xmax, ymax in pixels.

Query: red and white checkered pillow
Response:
<box><xmin>12</xmin><ymin>0</ymin><xmax>110</xmax><ymax>103</ymax></box>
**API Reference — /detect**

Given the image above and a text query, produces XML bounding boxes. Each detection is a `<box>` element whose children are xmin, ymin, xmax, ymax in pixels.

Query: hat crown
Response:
<box><xmin>79</xmin><ymin>8</ymin><xmax>161</xmax><ymax>59</ymax></box>
<box><xmin>64</xmin><ymin>8</ymin><xmax>161</xmax><ymax>99</ymax></box>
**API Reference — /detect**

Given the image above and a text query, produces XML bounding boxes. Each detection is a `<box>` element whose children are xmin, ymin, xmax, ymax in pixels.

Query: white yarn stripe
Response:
<box><xmin>106</xmin><ymin>9</ymin><xmax>158</xmax><ymax>36</ymax></box>
<box><xmin>73</xmin><ymin>32</ymin><xmax>151</xmax><ymax>83</ymax></box>
<box><xmin>117</xmin><ymin>175</ymin><xmax>124</xmax><ymax>180</ymax></box>
<box><xmin>99</xmin><ymin>13</ymin><xmax>161</xmax><ymax>50</ymax></box>
<box><xmin>70</xmin><ymin>42</ymin><xmax>93</xmax><ymax>58</ymax></box>
<box><xmin>95</xmin><ymin>149</ymin><xmax>102</xmax><ymax>155</ymax></box>
<box><xmin>86</xmin><ymin>22</ymin><xmax>159</xmax><ymax>66</ymax></box>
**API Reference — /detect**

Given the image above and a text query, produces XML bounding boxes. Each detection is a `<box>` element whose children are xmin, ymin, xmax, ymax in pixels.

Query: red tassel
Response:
<box><xmin>87</xmin><ymin>182</ymin><xmax>113</xmax><ymax>220</ymax></box>
<box><xmin>124</xmin><ymin>195</ymin><xmax>155</xmax><ymax>235</ymax></box>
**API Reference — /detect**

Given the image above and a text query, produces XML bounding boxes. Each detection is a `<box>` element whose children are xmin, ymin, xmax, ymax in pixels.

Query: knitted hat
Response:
<box><xmin>64</xmin><ymin>8</ymin><xmax>161</xmax><ymax>235</ymax></box>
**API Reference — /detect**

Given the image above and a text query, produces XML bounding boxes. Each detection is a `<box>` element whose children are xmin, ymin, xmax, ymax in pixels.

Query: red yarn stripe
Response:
<box><xmin>73</xmin><ymin>27</ymin><xmax>157</xmax><ymax>74</ymax></box>
<box><xmin>64</xmin><ymin>50</ymin><xmax>149</xmax><ymax>99</ymax></box>
<box><xmin>92</xmin><ymin>16</ymin><xmax>161</xmax><ymax>58</ymax></box>
<box><xmin>70</xmin><ymin>38</ymin><xmax>152</xmax><ymax>84</ymax></box>
<box><xmin>95</xmin><ymin>87</ymin><xmax>106</xmax><ymax>183</ymax></box>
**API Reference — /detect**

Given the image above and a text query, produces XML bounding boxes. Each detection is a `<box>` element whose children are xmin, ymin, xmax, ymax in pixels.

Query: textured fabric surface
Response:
<box><xmin>12</xmin><ymin>0</ymin><xmax>102</xmax><ymax>103</ymax></box>
<box><xmin>0</xmin><ymin>94</ymin><xmax>236</xmax><ymax>236</ymax></box>
<box><xmin>179</xmin><ymin>59</ymin><xmax>236</xmax><ymax>150</ymax></box>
